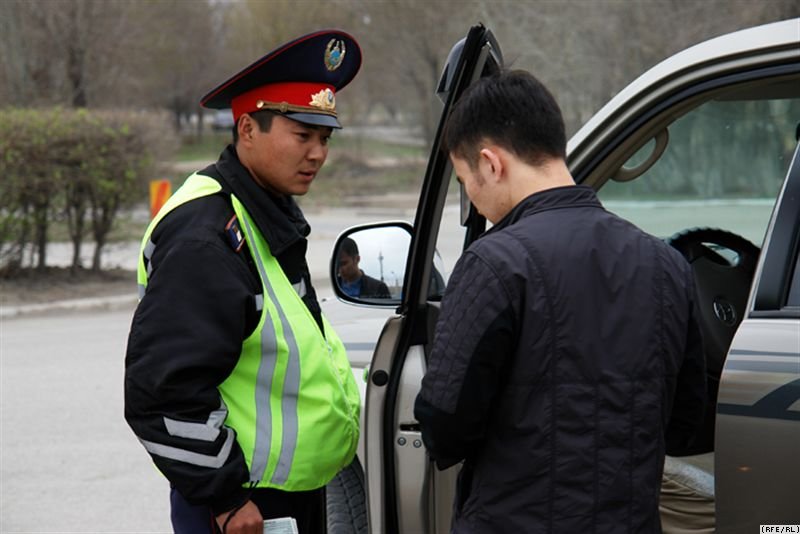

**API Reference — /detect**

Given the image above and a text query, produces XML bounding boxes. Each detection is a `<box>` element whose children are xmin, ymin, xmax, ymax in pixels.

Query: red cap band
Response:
<box><xmin>230</xmin><ymin>81</ymin><xmax>336</xmax><ymax>121</ymax></box>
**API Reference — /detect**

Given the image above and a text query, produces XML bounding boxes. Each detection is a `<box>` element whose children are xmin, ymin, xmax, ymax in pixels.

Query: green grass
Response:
<box><xmin>176</xmin><ymin>131</ymin><xmax>425</xmax><ymax>164</ymax></box>
<box><xmin>170</xmin><ymin>131</ymin><xmax>427</xmax><ymax>207</ymax></box>
<box><xmin>329</xmin><ymin>135</ymin><xmax>425</xmax><ymax>160</ymax></box>
<box><xmin>177</xmin><ymin>132</ymin><xmax>230</xmax><ymax>161</ymax></box>
<box><xmin>108</xmin><ymin>212</ymin><xmax>149</xmax><ymax>242</ymax></box>
<box><xmin>302</xmin><ymin>161</ymin><xmax>425</xmax><ymax>207</ymax></box>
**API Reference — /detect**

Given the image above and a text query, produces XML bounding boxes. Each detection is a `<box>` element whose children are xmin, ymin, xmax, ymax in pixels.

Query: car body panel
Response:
<box><xmin>362</xmin><ymin>315</ymin><xmax>403</xmax><ymax>532</ymax></box>
<box><xmin>716</xmin><ymin>325</ymin><xmax>800</xmax><ymax>531</ymax></box>
<box><xmin>392</xmin><ymin>345</ymin><xmax>428</xmax><ymax>533</ymax></box>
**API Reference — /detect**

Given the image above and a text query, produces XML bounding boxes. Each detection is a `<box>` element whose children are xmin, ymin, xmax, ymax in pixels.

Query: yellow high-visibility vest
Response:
<box><xmin>137</xmin><ymin>173</ymin><xmax>360</xmax><ymax>490</ymax></box>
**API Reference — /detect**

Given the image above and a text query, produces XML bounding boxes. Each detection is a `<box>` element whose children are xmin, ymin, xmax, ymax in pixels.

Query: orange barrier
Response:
<box><xmin>149</xmin><ymin>180</ymin><xmax>172</xmax><ymax>219</ymax></box>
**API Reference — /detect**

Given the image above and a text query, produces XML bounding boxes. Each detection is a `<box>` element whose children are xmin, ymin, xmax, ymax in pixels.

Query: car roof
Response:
<box><xmin>567</xmin><ymin>18</ymin><xmax>800</xmax><ymax>168</ymax></box>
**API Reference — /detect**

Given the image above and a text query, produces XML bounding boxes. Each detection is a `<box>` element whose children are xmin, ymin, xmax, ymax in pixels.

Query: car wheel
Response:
<box><xmin>326</xmin><ymin>458</ymin><xmax>368</xmax><ymax>534</ymax></box>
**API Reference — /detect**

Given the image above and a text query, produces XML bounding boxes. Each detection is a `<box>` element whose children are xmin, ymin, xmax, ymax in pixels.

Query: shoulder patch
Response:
<box><xmin>225</xmin><ymin>215</ymin><xmax>245</xmax><ymax>253</ymax></box>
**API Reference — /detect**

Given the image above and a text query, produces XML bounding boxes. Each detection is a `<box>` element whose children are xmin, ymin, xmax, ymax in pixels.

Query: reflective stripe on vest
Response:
<box><xmin>236</xmin><ymin>205</ymin><xmax>300</xmax><ymax>484</ymax></box>
<box><xmin>137</xmin><ymin>173</ymin><xmax>360</xmax><ymax>491</ymax></box>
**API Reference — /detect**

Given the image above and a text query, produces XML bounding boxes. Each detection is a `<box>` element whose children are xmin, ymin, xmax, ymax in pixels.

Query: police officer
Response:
<box><xmin>124</xmin><ymin>30</ymin><xmax>362</xmax><ymax>534</ymax></box>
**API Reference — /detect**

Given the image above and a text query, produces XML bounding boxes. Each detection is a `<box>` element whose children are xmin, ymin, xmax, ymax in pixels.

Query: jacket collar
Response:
<box><xmin>491</xmin><ymin>184</ymin><xmax>602</xmax><ymax>233</ymax></box>
<box><xmin>206</xmin><ymin>145</ymin><xmax>310</xmax><ymax>256</ymax></box>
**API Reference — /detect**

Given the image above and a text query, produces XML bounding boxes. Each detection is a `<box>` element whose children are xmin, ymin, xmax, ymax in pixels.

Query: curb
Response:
<box><xmin>1</xmin><ymin>280</ymin><xmax>334</xmax><ymax>319</ymax></box>
<box><xmin>1</xmin><ymin>293</ymin><xmax>139</xmax><ymax>319</ymax></box>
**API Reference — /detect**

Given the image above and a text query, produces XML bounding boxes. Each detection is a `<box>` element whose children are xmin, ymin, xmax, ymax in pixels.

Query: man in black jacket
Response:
<box><xmin>414</xmin><ymin>70</ymin><xmax>706</xmax><ymax>533</ymax></box>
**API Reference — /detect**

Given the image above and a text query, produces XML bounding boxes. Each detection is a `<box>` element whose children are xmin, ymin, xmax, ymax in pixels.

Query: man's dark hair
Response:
<box><xmin>444</xmin><ymin>70</ymin><xmax>566</xmax><ymax>169</ymax></box>
<box><xmin>232</xmin><ymin>109</ymin><xmax>277</xmax><ymax>143</ymax></box>
<box><xmin>341</xmin><ymin>236</ymin><xmax>359</xmax><ymax>258</ymax></box>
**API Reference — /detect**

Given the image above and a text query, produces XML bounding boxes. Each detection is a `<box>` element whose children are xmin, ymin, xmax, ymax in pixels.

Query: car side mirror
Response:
<box><xmin>330</xmin><ymin>222</ymin><xmax>412</xmax><ymax>307</ymax></box>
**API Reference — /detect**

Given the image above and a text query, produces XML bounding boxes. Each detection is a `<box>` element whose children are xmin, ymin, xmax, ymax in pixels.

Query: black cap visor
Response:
<box><xmin>284</xmin><ymin>112</ymin><xmax>342</xmax><ymax>129</ymax></box>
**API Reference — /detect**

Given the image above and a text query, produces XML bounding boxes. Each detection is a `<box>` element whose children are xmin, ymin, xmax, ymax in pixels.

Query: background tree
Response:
<box><xmin>473</xmin><ymin>0</ymin><xmax>799</xmax><ymax>135</ymax></box>
<box><xmin>3</xmin><ymin>0</ymin><xmax>796</xmax><ymax>136</ymax></box>
<box><xmin>0</xmin><ymin>0</ymin><xmax>142</xmax><ymax>108</ymax></box>
<box><xmin>0</xmin><ymin>109</ymin><xmax>173</xmax><ymax>274</ymax></box>
<box><xmin>1</xmin><ymin>0</ymin><xmax>798</xmax><ymax>275</ymax></box>
<box><xmin>353</xmin><ymin>0</ymin><xmax>480</xmax><ymax>146</ymax></box>
<box><xmin>134</xmin><ymin>0</ymin><xmax>223</xmax><ymax>135</ymax></box>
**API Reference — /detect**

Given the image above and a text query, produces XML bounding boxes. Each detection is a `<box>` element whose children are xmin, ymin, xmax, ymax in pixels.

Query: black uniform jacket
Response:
<box><xmin>414</xmin><ymin>185</ymin><xmax>706</xmax><ymax>533</ymax></box>
<box><xmin>125</xmin><ymin>146</ymin><xmax>323</xmax><ymax>514</ymax></box>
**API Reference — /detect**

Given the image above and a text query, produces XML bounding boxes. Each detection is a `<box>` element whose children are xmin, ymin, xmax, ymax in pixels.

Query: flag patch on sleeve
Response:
<box><xmin>225</xmin><ymin>215</ymin><xmax>245</xmax><ymax>253</ymax></box>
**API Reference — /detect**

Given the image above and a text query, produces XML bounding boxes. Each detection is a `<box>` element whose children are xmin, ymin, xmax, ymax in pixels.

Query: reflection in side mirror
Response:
<box><xmin>331</xmin><ymin>223</ymin><xmax>412</xmax><ymax>307</ymax></box>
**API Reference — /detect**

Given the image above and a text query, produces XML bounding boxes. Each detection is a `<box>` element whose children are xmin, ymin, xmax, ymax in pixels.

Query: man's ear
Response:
<box><xmin>237</xmin><ymin>114</ymin><xmax>255</xmax><ymax>145</ymax></box>
<box><xmin>478</xmin><ymin>147</ymin><xmax>504</xmax><ymax>183</ymax></box>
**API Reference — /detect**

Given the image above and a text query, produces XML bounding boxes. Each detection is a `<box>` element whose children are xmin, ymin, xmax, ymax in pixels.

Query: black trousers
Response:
<box><xmin>170</xmin><ymin>486</ymin><xmax>326</xmax><ymax>534</ymax></box>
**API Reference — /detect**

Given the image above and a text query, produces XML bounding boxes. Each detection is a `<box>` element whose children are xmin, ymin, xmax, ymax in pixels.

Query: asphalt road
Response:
<box><xmin>1</xmin><ymin>304</ymin><xmax>171</xmax><ymax>533</ymax></box>
<box><xmin>0</xmin><ymin>201</ymin><xmax>465</xmax><ymax>532</ymax></box>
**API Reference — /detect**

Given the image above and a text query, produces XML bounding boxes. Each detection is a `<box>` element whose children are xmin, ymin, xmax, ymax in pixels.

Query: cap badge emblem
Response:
<box><xmin>324</xmin><ymin>39</ymin><xmax>346</xmax><ymax>71</ymax></box>
<box><xmin>309</xmin><ymin>88</ymin><xmax>336</xmax><ymax>112</ymax></box>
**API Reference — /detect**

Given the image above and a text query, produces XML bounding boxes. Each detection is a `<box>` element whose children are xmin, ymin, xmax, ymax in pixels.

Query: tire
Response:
<box><xmin>326</xmin><ymin>458</ymin><xmax>368</xmax><ymax>534</ymax></box>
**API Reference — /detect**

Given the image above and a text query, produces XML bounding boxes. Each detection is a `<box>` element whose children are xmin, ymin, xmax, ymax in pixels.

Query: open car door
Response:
<box><xmin>361</xmin><ymin>24</ymin><xmax>502</xmax><ymax>534</ymax></box>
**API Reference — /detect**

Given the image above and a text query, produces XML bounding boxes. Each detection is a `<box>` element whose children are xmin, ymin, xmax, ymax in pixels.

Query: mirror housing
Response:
<box><xmin>330</xmin><ymin>222</ymin><xmax>413</xmax><ymax>307</ymax></box>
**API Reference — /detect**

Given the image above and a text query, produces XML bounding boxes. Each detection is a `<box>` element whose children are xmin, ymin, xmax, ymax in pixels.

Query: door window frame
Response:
<box><xmin>752</xmin><ymin>142</ymin><xmax>800</xmax><ymax>317</ymax></box>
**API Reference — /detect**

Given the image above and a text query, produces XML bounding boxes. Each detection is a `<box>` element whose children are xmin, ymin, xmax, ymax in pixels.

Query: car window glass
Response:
<box><xmin>599</xmin><ymin>96</ymin><xmax>800</xmax><ymax>246</ymax></box>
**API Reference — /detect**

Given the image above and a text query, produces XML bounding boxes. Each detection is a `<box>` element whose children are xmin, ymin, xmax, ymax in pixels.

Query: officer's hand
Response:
<box><xmin>215</xmin><ymin>500</ymin><xmax>263</xmax><ymax>534</ymax></box>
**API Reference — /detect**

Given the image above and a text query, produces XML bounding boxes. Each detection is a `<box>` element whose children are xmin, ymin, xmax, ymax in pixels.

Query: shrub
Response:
<box><xmin>0</xmin><ymin>108</ymin><xmax>174</xmax><ymax>275</ymax></box>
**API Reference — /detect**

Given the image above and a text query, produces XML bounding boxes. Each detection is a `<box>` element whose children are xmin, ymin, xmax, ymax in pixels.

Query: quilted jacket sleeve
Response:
<box><xmin>414</xmin><ymin>249</ymin><xmax>517</xmax><ymax>469</ymax></box>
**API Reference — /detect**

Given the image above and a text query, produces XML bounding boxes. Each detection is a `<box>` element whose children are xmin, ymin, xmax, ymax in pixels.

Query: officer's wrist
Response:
<box><xmin>211</xmin><ymin>486</ymin><xmax>251</xmax><ymax>516</ymax></box>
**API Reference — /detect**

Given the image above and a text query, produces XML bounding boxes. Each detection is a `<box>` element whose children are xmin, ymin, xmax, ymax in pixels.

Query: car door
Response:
<box><xmin>361</xmin><ymin>24</ymin><xmax>501</xmax><ymax>534</ymax></box>
<box><xmin>715</xmin><ymin>139</ymin><xmax>800</xmax><ymax>532</ymax></box>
